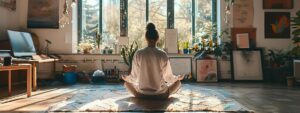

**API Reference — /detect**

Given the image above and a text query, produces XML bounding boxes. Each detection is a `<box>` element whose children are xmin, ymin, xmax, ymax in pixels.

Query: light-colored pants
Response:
<box><xmin>124</xmin><ymin>80</ymin><xmax>181</xmax><ymax>99</ymax></box>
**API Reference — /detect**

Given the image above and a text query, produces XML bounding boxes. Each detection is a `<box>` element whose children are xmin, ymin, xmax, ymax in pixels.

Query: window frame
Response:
<box><xmin>77</xmin><ymin>0</ymin><xmax>217</xmax><ymax>53</ymax></box>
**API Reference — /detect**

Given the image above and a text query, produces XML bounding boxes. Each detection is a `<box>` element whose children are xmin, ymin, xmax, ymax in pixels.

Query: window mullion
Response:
<box><xmin>192</xmin><ymin>0</ymin><xmax>195</xmax><ymax>44</ymax></box>
<box><xmin>99</xmin><ymin>0</ymin><xmax>102</xmax><ymax>34</ymax></box>
<box><xmin>146</xmin><ymin>0</ymin><xmax>149</xmax><ymax>22</ymax></box>
<box><xmin>167</xmin><ymin>0</ymin><xmax>174</xmax><ymax>29</ymax></box>
<box><xmin>78</xmin><ymin>0</ymin><xmax>83</xmax><ymax>43</ymax></box>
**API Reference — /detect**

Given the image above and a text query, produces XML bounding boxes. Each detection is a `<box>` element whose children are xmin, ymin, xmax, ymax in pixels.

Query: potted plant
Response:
<box><xmin>78</xmin><ymin>39</ymin><xmax>95</xmax><ymax>54</ymax></box>
<box><xmin>267</xmin><ymin>49</ymin><xmax>287</xmax><ymax>68</ymax></box>
<box><xmin>95</xmin><ymin>31</ymin><xmax>102</xmax><ymax>50</ymax></box>
<box><xmin>120</xmin><ymin>41</ymin><xmax>139</xmax><ymax>73</ymax></box>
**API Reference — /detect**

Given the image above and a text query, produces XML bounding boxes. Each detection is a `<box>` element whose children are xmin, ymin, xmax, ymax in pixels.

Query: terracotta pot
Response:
<box><xmin>287</xmin><ymin>77</ymin><xmax>295</xmax><ymax>87</ymax></box>
<box><xmin>83</xmin><ymin>49</ymin><xmax>91</xmax><ymax>54</ymax></box>
<box><xmin>296</xmin><ymin>42</ymin><xmax>300</xmax><ymax>47</ymax></box>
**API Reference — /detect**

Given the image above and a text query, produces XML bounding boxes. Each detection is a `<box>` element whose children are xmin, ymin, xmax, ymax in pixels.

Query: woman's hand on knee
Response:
<box><xmin>177</xmin><ymin>75</ymin><xmax>185</xmax><ymax>81</ymax></box>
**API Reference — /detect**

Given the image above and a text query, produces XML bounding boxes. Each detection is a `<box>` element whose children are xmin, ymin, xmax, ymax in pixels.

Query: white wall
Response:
<box><xmin>0</xmin><ymin>0</ymin><xmax>76</xmax><ymax>53</ymax></box>
<box><xmin>0</xmin><ymin>1</ymin><xmax>20</xmax><ymax>41</ymax></box>
<box><xmin>253</xmin><ymin>0</ymin><xmax>300</xmax><ymax>50</ymax></box>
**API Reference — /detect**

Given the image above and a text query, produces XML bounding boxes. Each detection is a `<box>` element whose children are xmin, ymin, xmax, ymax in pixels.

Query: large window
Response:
<box><xmin>102</xmin><ymin>0</ymin><xmax>120</xmax><ymax>51</ymax></box>
<box><xmin>128</xmin><ymin>0</ymin><xmax>146</xmax><ymax>48</ymax></box>
<box><xmin>195</xmin><ymin>0</ymin><xmax>214</xmax><ymax>43</ymax></box>
<box><xmin>78</xmin><ymin>0</ymin><xmax>216</xmax><ymax>53</ymax></box>
<box><xmin>80</xmin><ymin>0</ymin><xmax>99</xmax><ymax>41</ymax></box>
<box><xmin>149</xmin><ymin>0</ymin><xmax>167</xmax><ymax>48</ymax></box>
<box><xmin>175</xmin><ymin>0</ymin><xmax>193</xmax><ymax>43</ymax></box>
<box><xmin>79</xmin><ymin>0</ymin><xmax>119</xmax><ymax>53</ymax></box>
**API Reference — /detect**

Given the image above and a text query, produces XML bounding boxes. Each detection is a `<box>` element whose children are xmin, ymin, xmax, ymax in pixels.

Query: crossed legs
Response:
<box><xmin>124</xmin><ymin>80</ymin><xmax>181</xmax><ymax>99</ymax></box>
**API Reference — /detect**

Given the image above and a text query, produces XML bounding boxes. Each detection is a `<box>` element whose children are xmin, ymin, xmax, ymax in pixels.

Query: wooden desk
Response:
<box><xmin>0</xmin><ymin>64</ymin><xmax>32</xmax><ymax>97</ymax></box>
<box><xmin>13</xmin><ymin>59</ymin><xmax>58</xmax><ymax>91</ymax></box>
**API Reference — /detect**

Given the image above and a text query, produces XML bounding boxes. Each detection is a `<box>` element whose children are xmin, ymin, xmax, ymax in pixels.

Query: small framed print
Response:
<box><xmin>231</xmin><ymin>28</ymin><xmax>256</xmax><ymax>49</ymax></box>
<box><xmin>236</xmin><ymin>33</ymin><xmax>250</xmax><ymax>49</ymax></box>
<box><xmin>265</xmin><ymin>12</ymin><xmax>291</xmax><ymax>39</ymax></box>
<box><xmin>196</xmin><ymin>59</ymin><xmax>218</xmax><ymax>82</ymax></box>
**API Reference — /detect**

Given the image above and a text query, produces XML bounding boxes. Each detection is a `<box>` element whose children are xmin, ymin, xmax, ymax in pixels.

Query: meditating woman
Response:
<box><xmin>122</xmin><ymin>23</ymin><xmax>184</xmax><ymax>99</ymax></box>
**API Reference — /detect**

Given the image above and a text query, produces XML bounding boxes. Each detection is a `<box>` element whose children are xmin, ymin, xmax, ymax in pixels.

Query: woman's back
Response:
<box><xmin>134</xmin><ymin>47</ymin><xmax>169</xmax><ymax>94</ymax></box>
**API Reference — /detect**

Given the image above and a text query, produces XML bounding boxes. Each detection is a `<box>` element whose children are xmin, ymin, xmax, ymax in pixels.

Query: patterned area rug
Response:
<box><xmin>48</xmin><ymin>84</ymin><xmax>252</xmax><ymax>112</ymax></box>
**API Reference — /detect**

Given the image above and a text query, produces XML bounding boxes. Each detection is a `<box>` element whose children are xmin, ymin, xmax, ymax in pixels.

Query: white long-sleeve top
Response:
<box><xmin>126</xmin><ymin>47</ymin><xmax>178</xmax><ymax>95</ymax></box>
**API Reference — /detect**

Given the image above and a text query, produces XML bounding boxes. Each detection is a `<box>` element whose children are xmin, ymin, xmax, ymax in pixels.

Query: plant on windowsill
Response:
<box><xmin>193</xmin><ymin>24</ymin><xmax>229</xmax><ymax>60</ymax></box>
<box><xmin>95</xmin><ymin>31</ymin><xmax>102</xmax><ymax>51</ymax></box>
<box><xmin>120</xmin><ymin>41</ymin><xmax>139</xmax><ymax>73</ymax></box>
<box><xmin>78</xmin><ymin>39</ymin><xmax>95</xmax><ymax>54</ymax></box>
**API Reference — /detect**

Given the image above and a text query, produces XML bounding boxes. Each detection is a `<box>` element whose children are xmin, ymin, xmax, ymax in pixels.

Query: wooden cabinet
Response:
<box><xmin>37</xmin><ymin>62</ymin><xmax>55</xmax><ymax>79</ymax></box>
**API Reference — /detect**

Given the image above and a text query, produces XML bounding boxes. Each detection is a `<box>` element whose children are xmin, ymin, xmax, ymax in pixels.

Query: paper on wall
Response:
<box><xmin>165</xmin><ymin>29</ymin><xmax>178</xmax><ymax>54</ymax></box>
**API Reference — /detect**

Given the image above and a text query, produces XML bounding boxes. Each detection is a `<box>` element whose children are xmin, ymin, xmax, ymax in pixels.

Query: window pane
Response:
<box><xmin>149</xmin><ymin>0</ymin><xmax>167</xmax><ymax>48</ymax></box>
<box><xmin>102</xmin><ymin>0</ymin><xmax>120</xmax><ymax>52</ymax></box>
<box><xmin>80</xmin><ymin>0</ymin><xmax>99</xmax><ymax>41</ymax></box>
<box><xmin>195</xmin><ymin>0</ymin><xmax>213</xmax><ymax>43</ymax></box>
<box><xmin>128</xmin><ymin>0</ymin><xmax>147</xmax><ymax>48</ymax></box>
<box><xmin>175</xmin><ymin>0</ymin><xmax>192</xmax><ymax>43</ymax></box>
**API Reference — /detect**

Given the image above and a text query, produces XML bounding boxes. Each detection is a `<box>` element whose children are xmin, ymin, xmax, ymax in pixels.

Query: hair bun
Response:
<box><xmin>146</xmin><ymin>23</ymin><xmax>156</xmax><ymax>31</ymax></box>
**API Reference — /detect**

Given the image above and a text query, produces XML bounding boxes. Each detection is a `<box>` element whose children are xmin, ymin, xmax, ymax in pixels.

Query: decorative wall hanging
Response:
<box><xmin>27</xmin><ymin>0</ymin><xmax>60</xmax><ymax>28</ymax></box>
<box><xmin>0</xmin><ymin>0</ymin><xmax>16</xmax><ymax>11</ymax></box>
<box><xmin>232</xmin><ymin>0</ymin><xmax>254</xmax><ymax>28</ymax></box>
<box><xmin>265</xmin><ymin>12</ymin><xmax>290</xmax><ymax>39</ymax></box>
<box><xmin>263</xmin><ymin>0</ymin><xmax>293</xmax><ymax>9</ymax></box>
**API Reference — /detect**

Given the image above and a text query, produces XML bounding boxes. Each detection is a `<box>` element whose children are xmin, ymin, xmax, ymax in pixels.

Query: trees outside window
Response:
<box><xmin>175</xmin><ymin>0</ymin><xmax>193</xmax><ymax>44</ymax></box>
<box><xmin>128</xmin><ymin>0</ymin><xmax>147</xmax><ymax>48</ymax></box>
<box><xmin>102</xmin><ymin>0</ymin><xmax>120</xmax><ymax>51</ymax></box>
<box><xmin>79</xmin><ymin>0</ymin><xmax>216</xmax><ymax>53</ymax></box>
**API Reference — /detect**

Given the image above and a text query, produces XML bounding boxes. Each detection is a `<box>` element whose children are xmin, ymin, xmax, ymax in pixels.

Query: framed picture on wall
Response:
<box><xmin>263</xmin><ymin>0</ymin><xmax>293</xmax><ymax>9</ymax></box>
<box><xmin>236</xmin><ymin>33</ymin><xmax>250</xmax><ymax>49</ymax></box>
<box><xmin>265</xmin><ymin>12</ymin><xmax>290</xmax><ymax>39</ymax></box>
<box><xmin>231</xmin><ymin>49</ymin><xmax>264</xmax><ymax>81</ymax></box>
<box><xmin>196</xmin><ymin>59</ymin><xmax>218</xmax><ymax>82</ymax></box>
<box><xmin>231</xmin><ymin>28</ymin><xmax>256</xmax><ymax>49</ymax></box>
<box><xmin>27</xmin><ymin>0</ymin><xmax>59</xmax><ymax>28</ymax></box>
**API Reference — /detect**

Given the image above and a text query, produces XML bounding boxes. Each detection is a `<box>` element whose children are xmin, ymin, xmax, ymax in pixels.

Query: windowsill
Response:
<box><xmin>52</xmin><ymin>53</ymin><xmax>195</xmax><ymax>57</ymax></box>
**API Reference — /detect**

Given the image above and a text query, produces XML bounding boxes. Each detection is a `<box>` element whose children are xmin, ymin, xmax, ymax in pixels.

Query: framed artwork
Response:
<box><xmin>196</xmin><ymin>59</ymin><xmax>218</xmax><ymax>82</ymax></box>
<box><xmin>231</xmin><ymin>28</ymin><xmax>256</xmax><ymax>49</ymax></box>
<box><xmin>0</xmin><ymin>0</ymin><xmax>16</xmax><ymax>11</ymax></box>
<box><xmin>169</xmin><ymin>57</ymin><xmax>192</xmax><ymax>76</ymax></box>
<box><xmin>263</xmin><ymin>0</ymin><xmax>293</xmax><ymax>9</ymax></box>
<box><xmin>231</xmin><ymin>49</ymin><xmax>264</xmax><ymax>81</ymax></box>
<box><xmin>265</xmin><ymin>12</ymin><xmax>290</xmax><ymax>39</ymax></box>
<box><xmin>236</xmin><ymin>33</ymin><xmax>250</xmax><ymax>49</ymax></box>
<box><xmin>218</xmin><ymin>60</ymin><xmax>231</xmax><ymax>80</ymax></box>
<box><xmin>27</xmin><ymin>0</ymin><xmax>59</xmax><ymax>28</ymax></box>
<box><xmin>232</xmin><ymin>0</ymin><xmax>254</xmax><ymax>28</ymax></box>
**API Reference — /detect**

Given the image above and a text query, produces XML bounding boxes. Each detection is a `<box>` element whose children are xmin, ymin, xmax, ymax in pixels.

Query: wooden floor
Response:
<box><xmin>0</xmin><ymin>85</ymin><xmax>78</xmax><ymax>112</ymax></box>
<box><xmin>1</xmin><ymin>83</ymin><xmax>300</xmax><ymax>113</ymax></box>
